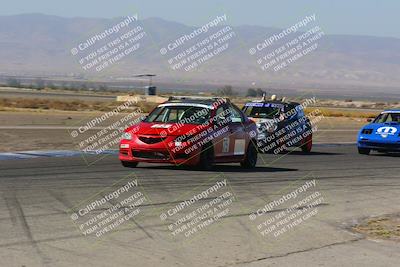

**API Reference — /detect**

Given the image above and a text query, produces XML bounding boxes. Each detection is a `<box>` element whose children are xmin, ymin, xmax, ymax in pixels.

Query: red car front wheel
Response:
<box><xmin>121</xmin><ymin>161</ymin><xmax>139</xmax><ymax>168</ymax></box>
<box><xmin>301</xmin><ymin>134</ymin><xmax>312</xmax><ymax>153</ymax></box>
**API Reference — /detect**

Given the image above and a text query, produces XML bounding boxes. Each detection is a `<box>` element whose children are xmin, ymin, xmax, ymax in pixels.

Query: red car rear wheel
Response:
<box><xmin>241</xmin><ymin>141</ymin><xmax>258</xmax><ymax>168</ymax></box>
<box><xmin>196</xmin><ymin>143</ymin><xmax>214</xmax><ymax>170</ymax></box>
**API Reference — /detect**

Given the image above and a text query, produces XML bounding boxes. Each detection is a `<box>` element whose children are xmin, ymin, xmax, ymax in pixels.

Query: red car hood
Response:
<box><xmin>125</xmin><ymin>122</ymin><xmax>204</xmax><ymax>136</ymax></box>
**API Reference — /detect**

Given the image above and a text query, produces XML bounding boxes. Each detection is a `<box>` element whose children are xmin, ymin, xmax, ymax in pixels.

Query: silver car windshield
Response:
<box><xmin>145</xmin><ymin>106</ymin><xmax>211</xmax><ymax>124</ymax></box>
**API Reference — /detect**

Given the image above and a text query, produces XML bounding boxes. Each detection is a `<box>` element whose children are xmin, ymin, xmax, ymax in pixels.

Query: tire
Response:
<box><xmin>121</xmin><ymin>161</ymin><xmax>139</xmax><ymax>168</ymax></box>
<box><xmin>197</xmin><ymin>143</ymin><xmax>214</xmax><ymax>170</ymax></box>
<box><xmin>301</xmin><ymin>134</ymin><xmax>312</xmax><ymax>153</ymax></box>
<box><xmin>358</xmin><ymin>147</ymin><xmax>370</xmax><ymax>155</ymax></box>
<box><xmin>241</xmin><ymin>141</ymin><xmax>258</xmax><ymax>169</ymax></box>
<box><xmin>257</xmin><ymin>139</ymin><xmax>271</xmax><ymax>154</ymax></box>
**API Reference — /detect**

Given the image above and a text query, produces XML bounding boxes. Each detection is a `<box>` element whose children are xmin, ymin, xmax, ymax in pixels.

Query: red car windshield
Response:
<box><xmin>144</xmin><ymin>105</ymin><xmax>211</xmax><ymax>124</ymax></box>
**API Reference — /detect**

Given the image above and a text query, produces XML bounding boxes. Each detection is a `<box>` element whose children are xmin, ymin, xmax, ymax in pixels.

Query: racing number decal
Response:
<box><xmin>234</xmin><ymin>139</ymin><xmax>245</xmax><ymax>155</ymax></box>
<box><xmin>376</xmin><ymin>126</ymin><xmax>397</xmax><ymax>138</ymax></box>
<box><xmin>151</xmin><ymin>124</ymin><xmax>172</xmax><ymax>129</ymax></box>
<box><xmin>222</xmin><ymin>137</ymin><xmax>230</xmax><ymax>153</ymax></box>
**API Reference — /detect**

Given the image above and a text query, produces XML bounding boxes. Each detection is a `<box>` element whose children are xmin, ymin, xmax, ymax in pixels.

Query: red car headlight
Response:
<box><xmin>121</xmin><ymin>132</ymin><xmax>132</xmax><ymax>140</ymax></box>
<box><xmin>173</xmin><ymin>134</ymin><xmax>194</xmax><ymax>147</ymax></box>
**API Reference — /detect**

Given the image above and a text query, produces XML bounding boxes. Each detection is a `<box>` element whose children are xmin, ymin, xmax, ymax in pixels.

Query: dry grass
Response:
<box><xmin>135</xmin><ymin>101</ymin><xmax>158</xmax><ymax>113</ymax></box>
<box><xmin>0</xmin><ymin>97</ymin><xmax>382</xmax><ymax>118</ymax></box>
<box><xmin>0</xmin><ymin>97</ymin><xmax>184</xmax><ymax>113</ymax></box>
<box><xmin>354</xmin><ymin>216</ymin><xmax>400</xmax><ymax>240</ymax></box>
<box><xmin>0</xmin><ymin>98</ymin><xmax>159</xmax><ymax>112</ymax></box>
<box><xmin>305</xmin><ymin>107</ymin><xmax>379</xmax><ymax>118</ymax></box>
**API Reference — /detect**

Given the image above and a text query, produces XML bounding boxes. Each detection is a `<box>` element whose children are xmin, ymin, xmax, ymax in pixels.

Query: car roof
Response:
<box><xmin>159</xmin><ymin>102</ymin><xmax>215</xmax><ymax>109</ymax></box>
<box><xmin>244</xmin><ymin>100</ymin><xmax>301</xmax><ymax>107</ymax></box>
<box><xmin>382</xmin><ymin>109</ymin><xmax>400</xmax><ymax>113</ymax></box>
<box><xmin>166</xmin><ymin>99</ymin><xmax>219</xmax><ymax>105</ymax></box>
<box><xmin>160</xmin><ymin>97</ymin><xmax>228</xmax><ymax>110</ymax></box>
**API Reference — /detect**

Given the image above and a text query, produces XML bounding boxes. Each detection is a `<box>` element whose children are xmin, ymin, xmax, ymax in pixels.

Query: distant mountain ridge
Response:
<box><xmin>0</xmin><ymin>13</ymin><xmax>400</xmax><ymax>93</ymax></box>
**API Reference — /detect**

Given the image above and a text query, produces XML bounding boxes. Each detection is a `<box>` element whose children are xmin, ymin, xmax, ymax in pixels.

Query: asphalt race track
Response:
<box><xmin>0</xmin><ymin>145</ymin><xmax>399</xmax><ymax>267</ymax></box>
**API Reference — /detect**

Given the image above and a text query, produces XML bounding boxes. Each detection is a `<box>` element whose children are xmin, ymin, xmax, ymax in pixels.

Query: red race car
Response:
<box><xmin>119</xmin><ymin>96</ymin><xmax>258</xmax><ymax>169</ymax></box>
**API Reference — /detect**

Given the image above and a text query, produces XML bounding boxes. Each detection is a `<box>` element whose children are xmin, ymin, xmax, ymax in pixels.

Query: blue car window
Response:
<box><xmin>374</xmin><ymin>113</ymin><xmax>400</xmax><ymax>123</ymax></box>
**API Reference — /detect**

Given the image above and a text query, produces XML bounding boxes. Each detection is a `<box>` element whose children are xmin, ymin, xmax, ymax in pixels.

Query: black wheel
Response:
<box><xmin>256</xmin><ymin>140</ymin><xmax>271</xmax><ymax>154</ymax></box>
<box><xmin>358</xmin><ymin>147</ymin><xmax>370</xmax><ymax>155</ymax></box>
<box><xmin>241</xmin><ymin>142</ymin><xmax>258</xmax><ymax>169</ymax></box>
<box><xmin>121</xmin><ymin>161</ymin><xmax>139</xmax><ymax>168</ymax></box>
<box><xmin>257</xmin><ymin>147</ymin><xmax>267</xmax><ymax>154</ymax></box>
<box><xmin>301</xmin><ymin>134</ymin><xmax>313</xmax><ymax>153</ymax></box>
<box><xmin>197</xmin><ymin>143</ymin><xmax>214</xmax><ymax>170</ymax></box>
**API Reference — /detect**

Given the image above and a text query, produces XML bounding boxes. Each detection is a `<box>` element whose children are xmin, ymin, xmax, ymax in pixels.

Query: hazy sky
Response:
<box><xmin>2</xmin><ymin>0</ymin><xmax>399</xmax><ymax>38</ymax></box>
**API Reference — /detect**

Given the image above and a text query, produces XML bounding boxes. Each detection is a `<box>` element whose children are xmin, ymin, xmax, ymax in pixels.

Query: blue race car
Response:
<box><xmin>357</xmin><ymin>109</ymin><xmax>400</xmax><ymax>155</ymax></box>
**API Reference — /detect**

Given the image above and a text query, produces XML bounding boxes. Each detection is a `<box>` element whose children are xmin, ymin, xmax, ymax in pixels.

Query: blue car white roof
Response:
<box><xmin>382</xmin><ymin>109</ymin><xmax>400</xmax><ymax>113</ymax></box>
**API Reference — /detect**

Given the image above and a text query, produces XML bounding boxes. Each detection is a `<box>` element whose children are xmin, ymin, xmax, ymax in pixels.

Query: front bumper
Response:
<box><xmin>358</xmin><ymin>140</ymin><xmax>400</xmax><ymax>151</ymax></box>
<box><xmin>119</xmin><ymin>139</ymin><xmax>201</xmax><ymax>166</ymax></box>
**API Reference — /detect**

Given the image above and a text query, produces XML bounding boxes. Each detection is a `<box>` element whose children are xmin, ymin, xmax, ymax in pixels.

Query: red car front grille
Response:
<box><xmin>138</xmin><ymin>136</ymin><xmax>167</xmax><ymax>144</ymax></box>
<box><xmin>132</xmin><ymin>151</ymin><xmax>169</xmax><ymax>159</ymax></box>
